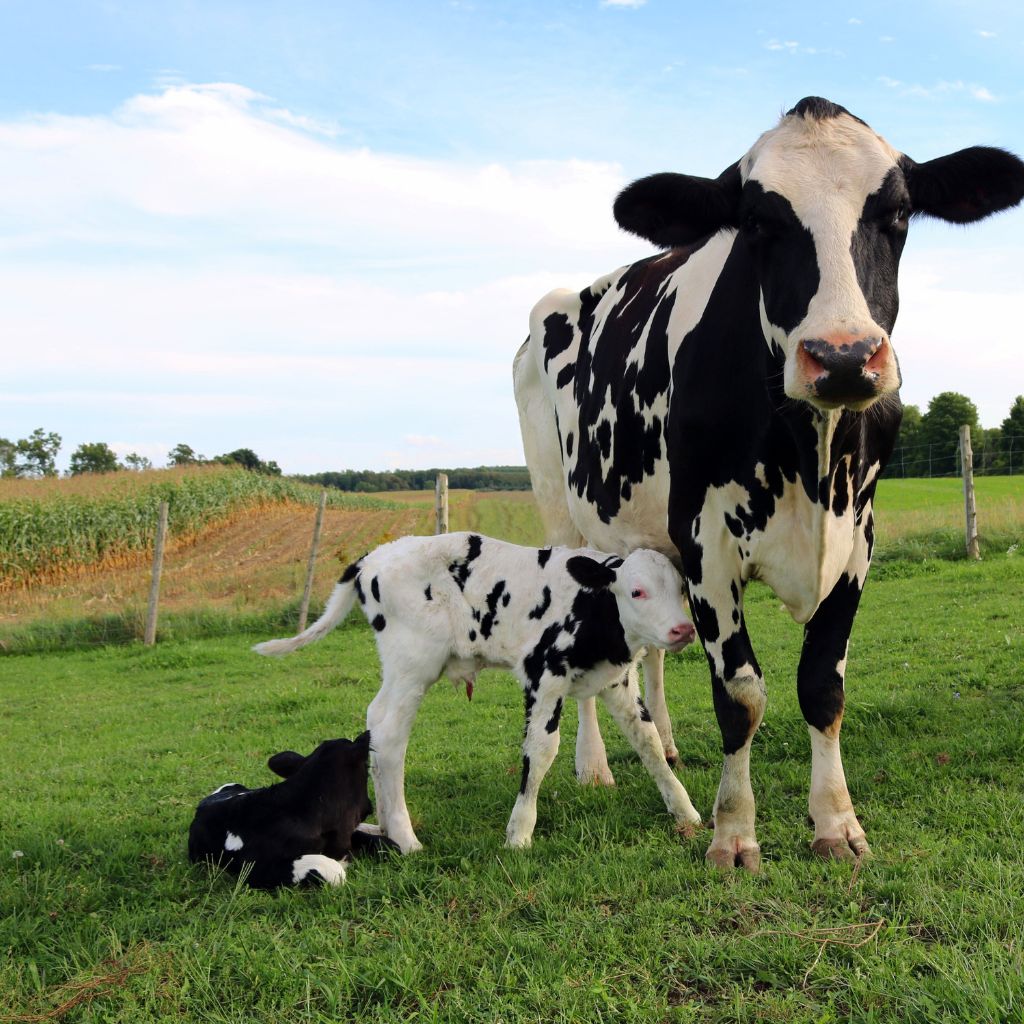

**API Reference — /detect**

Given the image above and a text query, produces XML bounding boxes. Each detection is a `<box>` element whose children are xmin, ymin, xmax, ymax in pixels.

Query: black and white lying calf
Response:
<box><xmin>188</xmin><ymin>732</ymin><xmax>397</xmax><ymax>889</ymax></box>
<box><xmin>254</xmin><ymin>532</ymin><xmax>701</xmax><ymax>853</ymax></box>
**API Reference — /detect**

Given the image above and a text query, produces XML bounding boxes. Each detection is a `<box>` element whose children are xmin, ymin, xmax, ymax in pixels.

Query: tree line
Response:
<box><xmin>885</xmin><ymin>392</ymin><xmax>1024</xmax><ymax>478</ymax></box>
<box><xmin>4</xmin><ymin>391</ymin><xmax>1021</xmax><ymax>483</ymax></box>
<box><xmin>0</xmin><ymin>435</ymin><xmax>282</xmax><ymax>479</ymax></box>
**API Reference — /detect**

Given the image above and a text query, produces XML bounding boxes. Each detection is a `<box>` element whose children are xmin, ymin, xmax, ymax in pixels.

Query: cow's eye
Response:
<box><xmin>631</xmin><ymin>588</ymin><xmax>647</xmax><ymax>600</ymax></box>
<box><xmin>886</xmin><ymin>205</ymin><xmax>908</xmax><ymax>230</ymax></box>
<box><xmin>741</xmin><ymin>212</ymin><xmax>760</xmax><ymax>236</ymax></box>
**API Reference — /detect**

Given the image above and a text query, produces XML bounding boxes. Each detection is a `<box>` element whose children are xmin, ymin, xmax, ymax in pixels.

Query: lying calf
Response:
<box><xmin>188</xmin><ymin>731</ymin><xmax>397</xmax><ymax>889</ymax></box>
<box><xmin>255</xmin><ymin>533</ymin><xmax>702</xmax><ymax>853</ymax></box>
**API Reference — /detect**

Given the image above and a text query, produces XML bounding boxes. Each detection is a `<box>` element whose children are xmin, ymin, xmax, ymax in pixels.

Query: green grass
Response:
<box><xmin>2</xmin><ymin>555</ymin><xmax>1023</xmax><ymax>1022</ymax></box>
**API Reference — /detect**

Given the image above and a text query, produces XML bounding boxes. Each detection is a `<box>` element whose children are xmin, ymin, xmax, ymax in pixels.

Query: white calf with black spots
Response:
<box><xmin>254</xmin><ymin>532</ymin><xmax>700</xmax><ymax>852</ymax></box>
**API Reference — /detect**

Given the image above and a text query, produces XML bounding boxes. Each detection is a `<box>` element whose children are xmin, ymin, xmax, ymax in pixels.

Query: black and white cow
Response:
<box><xmin>188</xmin><ymin>732</ymin><xmax>397</xmax><ymax>889</ymax></box>
<box><xmin>255</xmin><ymin>532</ymin><xmax>700</xmax><ymax>852</ymax></box>
<box><xmin>514</xmin><ymin>97</ymin><xmax>1024</xmax><ymax>870</ymax></box>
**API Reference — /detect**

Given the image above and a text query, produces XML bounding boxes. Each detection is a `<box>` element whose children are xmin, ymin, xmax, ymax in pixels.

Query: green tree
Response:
<box><xmin>0</xmin><ymin>438</ymin><xmax>16</xmax><ymax>477</ymax></box>
<box><xmin>920</xmin><ymin>392</ymin><xmax>979</xmax><ymax>476</ymax></box>
<box><xmin>123</xmin><ymin>452</ymin><xmax>153</xmax><ymax>471</ymax></box>
<box><xmin>998</xmin><ymin>395</ymin><xmax>1024</xmax><ymax>474</ymax></box>
<box><xmin>168</xmin><ymin>443</ymin><xmax>203</xmax><ymax>466</ymax></box>
<box><xmin>69</xmin><ymin>442</ymin><xmax>120</xmax><ymax>475</ymax></box>
<box><xmin>15</xmin><ymin>428</ymin><xmax>61</xmax><ymax>477</ymax></box>
<box><xmin>888</xmin><ymin>404</ymin><xmax>924</xmax><ymax>477</ymax></box>
<box><xmin>215</xmin><ymin>448</ymin><xmax>282</xmax><ymax>475</ymax></box>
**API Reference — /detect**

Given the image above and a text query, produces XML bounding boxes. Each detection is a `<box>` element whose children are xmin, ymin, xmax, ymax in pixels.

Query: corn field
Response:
<box><xmin>0</xmin><ymin>467</ymin><xmax>401</xmax><ymax>589</ymax></box>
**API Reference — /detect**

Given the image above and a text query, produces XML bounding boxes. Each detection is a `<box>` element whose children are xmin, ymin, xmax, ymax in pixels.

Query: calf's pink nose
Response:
<box><xmin>669</xmin><ymin>622</ymin><xmax>696</xmax><ymax>645</ymax></box>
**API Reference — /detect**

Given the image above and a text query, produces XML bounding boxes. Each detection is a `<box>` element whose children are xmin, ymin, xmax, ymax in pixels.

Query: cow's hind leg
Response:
<box><xmin>799</xmin><ymin>570</ymin><xmax>870</xmax><ymax>862</ymax></box>
<box><xmin>505</xmin><ymin>683</ymin><xmax>568</xmax><ymax>847</ymax></box>
<box><xmin>600</xmin><ymin>664</ymin><xmax>701</xmax><ymax>831</ymax></box>
<box><xmin>365</xmin><ymin>632</ymin><xmax>446</xmax><ymax>854</ymax></box>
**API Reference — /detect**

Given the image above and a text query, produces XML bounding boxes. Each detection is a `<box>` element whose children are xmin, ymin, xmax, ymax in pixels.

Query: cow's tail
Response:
<box><xmin>253</xmin><ymin>561</ymin><xmax>363</xmax><ymax>657</ymax></box>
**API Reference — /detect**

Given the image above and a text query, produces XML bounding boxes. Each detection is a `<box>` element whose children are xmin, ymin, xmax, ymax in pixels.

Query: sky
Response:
<box><xmin>2</xmin><ymin>1</ymin><xmax>1022</xmax><ymax>474</ymax></box>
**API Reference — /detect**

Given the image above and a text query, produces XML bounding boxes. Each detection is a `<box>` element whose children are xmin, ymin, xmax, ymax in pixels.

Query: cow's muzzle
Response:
<box><xmin>797</xmin><ymin>335</ymin><xmax>893</xmax><ymax>407</ymax></box>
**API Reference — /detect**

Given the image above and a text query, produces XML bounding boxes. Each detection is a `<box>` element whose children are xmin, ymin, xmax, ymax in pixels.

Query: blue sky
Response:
<box><xmin>2</xmin><ymin>1</ymin><xmax>1022</xmax><ymax>473</ymax></box>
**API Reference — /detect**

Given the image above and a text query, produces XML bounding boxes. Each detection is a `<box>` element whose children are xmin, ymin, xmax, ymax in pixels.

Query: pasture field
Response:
<box><xmin>2</xmin><ymin>554</ymin><xmax>1022</xmax><ymax>1022</ymax></box>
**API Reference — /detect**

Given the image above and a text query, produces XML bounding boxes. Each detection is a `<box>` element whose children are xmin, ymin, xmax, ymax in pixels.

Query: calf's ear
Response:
<box><xmin>903</xmin><ymin>147</ymin><xmax>1024</xmax><ymax>223</ymax></box>
<box><xmin>613</xmin><ymin>162</ymin><xmax>741</xmax><ymax>248</ymax></box>
<box><xmin>566</xmin><ymin>556</ymin><xmax>617</xmax><ymax>591</ymax></box>
<box><xmin>267</xmin><ymin>750</ymin><xmax>306</xmax><ymax>778</ymax></box>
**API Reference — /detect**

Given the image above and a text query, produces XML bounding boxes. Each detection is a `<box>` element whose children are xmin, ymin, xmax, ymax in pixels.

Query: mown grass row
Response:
<box><xmin>0</xmin><ymin>467</ymin><xmax>401</xmax><ymax>589</ymax></box>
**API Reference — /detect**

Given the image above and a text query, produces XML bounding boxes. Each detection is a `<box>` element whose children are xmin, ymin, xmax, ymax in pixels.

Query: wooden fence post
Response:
<box><xmin>959</xmin><ymin>425</ymin><xmax>980</xmax><ymax>560</ymax></box>
<box><xmin>435</xmin><ymin>473</ymin><xmax>449</xmax><ymax>535</ymax></box>
<box><xmin>298</xmin><ymin>490</ymin><xmax>328</xmax><ymax>632</ymax></box>
<box><xmin>144</xmin><ymin>501</ymin><xmax>169</xmax><ymax>645</ymax></box>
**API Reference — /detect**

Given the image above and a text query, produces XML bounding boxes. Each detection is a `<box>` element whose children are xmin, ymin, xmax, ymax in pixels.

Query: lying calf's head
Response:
<box><xmin>566</xmin><ymin>549</ymin><xmax>696</xmax><ymax>653</ymax></box>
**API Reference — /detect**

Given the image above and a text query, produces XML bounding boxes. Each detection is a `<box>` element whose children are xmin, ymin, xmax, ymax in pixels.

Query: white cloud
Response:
<box><xmin>600</xmin><ymin>0</ymin><xmax>646</xmax><ymax>7</ymax></box>
<box><xmin>763</xmin><ymin>39</ymin><xmax>843</xmax><ymax>56</ymax></box>
<box><xmin>848</xmin><ymin>17</ymin><xmax>862</xmax><ymax>25</ymax></box>
<box><xmin>976</xmin><ymin>29</ymin><xmax>996</xmax><ymax>38</ymax></box>
<box><xmin>877</xmin><ymin>76</ymin><xmax>998</xmax><ymax>102</ymax></box>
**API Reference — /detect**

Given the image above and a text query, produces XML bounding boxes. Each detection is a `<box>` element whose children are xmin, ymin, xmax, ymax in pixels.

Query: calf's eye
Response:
<box><xmin>631</xmin><ymin>588</ymin><xmax>647</xmax><ymax>600</ymax></box>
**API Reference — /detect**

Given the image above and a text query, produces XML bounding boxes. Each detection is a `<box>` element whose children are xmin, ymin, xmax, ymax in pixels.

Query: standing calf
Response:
<box><xmin>255</xmin><ymin>532</ymin><xmax>701</xmax><ymax>853</ymax></box>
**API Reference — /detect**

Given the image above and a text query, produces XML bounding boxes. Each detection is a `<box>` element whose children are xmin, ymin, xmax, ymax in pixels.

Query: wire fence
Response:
<box><xmin>884</xmin><ymin>434</ymin><xmax>1024</xmax><ymax>479</ymax></box>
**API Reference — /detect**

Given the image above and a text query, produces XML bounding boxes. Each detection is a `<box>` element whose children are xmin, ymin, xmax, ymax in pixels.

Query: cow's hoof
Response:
<box><xmin>576</xmin><ymin>766</ymin><xmax>616</xmax><ymax>787</ymax></box>
<box><xmin>674</xmin><ymin>820</ymin><xmax>703</xmax><ymax>840</ymax></box>
<box><xmin>705</xmin><ymin>841</ymin><xmax>761</xmax><ymax>873</ymax></box>
<box><xmin>811</xmin><ymin>835</ymin><xmax>870</xmax><ymax>862</ymax></box>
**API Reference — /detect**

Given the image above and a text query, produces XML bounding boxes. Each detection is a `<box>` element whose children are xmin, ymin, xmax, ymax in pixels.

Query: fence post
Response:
<box><xmin>435</xmin><ymin>473</ymin><xmax>449</xmax><ymax>535</ymax></box>
<box><xmin>144</xmin><ymin>501</ymin><xmax>169</xmax><ymax>645</ymax></box>
<box><xmin>298</xmin><ymin>490</ymin><xmax>328</xmax><ymax>632</ymax></box>
<box><xmin>959</xmin><ymin>425</ymin><xmax>980</xmax><ymax>560</ymax></box>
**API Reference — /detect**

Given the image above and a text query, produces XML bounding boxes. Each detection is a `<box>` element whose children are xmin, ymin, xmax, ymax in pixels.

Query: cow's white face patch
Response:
<box><xmin>224</xmin><ymin>832</ymin><xmax>243</xmax><ymax>851</ymax></box>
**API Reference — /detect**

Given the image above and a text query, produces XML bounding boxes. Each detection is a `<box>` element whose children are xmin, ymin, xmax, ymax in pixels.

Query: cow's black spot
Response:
<box><xmin>502</xmin><ymin>591</ymin><xmax>511</xmax><ymax>607</ymax></box>
<box><xmin>537</xmin><ymin>548</ymin><xmax>552</xmax><ymax>568</ymax></box>
<box><xmin>480</xmin><ymin>581</ymin><xmax>506</xmax><ymax>639</ymax></box>
<box><xmin>371</xmin><ymin>576</ymin><xmax>381</xmax><ymax>602</ymax></box>
<box><xmin>449</xmin><ymin>534</ymin><xmax>484</xmax><ymax>591</ymax></box>
<box><xmin>690</xmin><ymin>596</ymin><xmax>720</xmax><ymax>645</ymax></box>
<box><xmin>519</xmin><ymin>755</ymin><xmax>531</xmax><ymax>795</ymax></box>
<box><xmin>528</xmin><ymin>586</ymin><xmax>552</xmax><ymax>621</ymax></box>
<box><xmin>339</xmin><ymin>558</ymin><xmax>363</xmax><ymax>584</ymax></box>
<box><xmin>557</xmin><ymin>363</ymin><xmax>576</xmax><ymax>390</ymax></box>
<box><xmin>545</xmin><ymin>699</ymin><xmax>563</xmax><ymax>734</ymax></box>
<box><xmin>469</xmin><ymin>629</ymin><xmax>477</xmax><ymax>642</ymax></box>
<box><xmin>831</xmin><ymin>458</ymin><xmax>849</xmax><ymax>517</ymax></box>
<box><xmin>565</xmin><ymin>431</ymin><xmax>574</xmax><ymax>457</ymax></box>
<box><xmin>636</xmin><ymin>697</ymin><xmax>652</xmax><ymax>723</ymax></box>
<box><xmin>424</xmin><ymin>585</ymin><xmax>432</xmax><ymax>601</ymax></box>
<box><xmin>354</xmin><ymin>576</ymin><xmax>366</xmax><ymax>605</ymax></box>
<box><xmin>542</xmin><ymin>312</ymin><xmax>574</xmax><ymax>370</ymax></box>
<box><xmin>371</xmin><ymin>615</ymin><xmax>386</xmax><ymax>632</ymax></box>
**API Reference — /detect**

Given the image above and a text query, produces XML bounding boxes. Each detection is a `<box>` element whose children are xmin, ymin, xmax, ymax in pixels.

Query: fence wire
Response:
<box><xmin>884</xmin><ymin>434</ymin><xmax>1024</xmax><ymax>479</ymax></box>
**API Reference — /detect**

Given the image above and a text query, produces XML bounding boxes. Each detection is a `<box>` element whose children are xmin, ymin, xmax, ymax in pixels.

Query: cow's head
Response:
<box><xmin>614</xmin><ymin>97</ymin><xmax>1024</xmax><ymax>412</ymax></box>
<box><xmin>568</xmin><ymin>549</ymin><xmax>696</xmax><ymax>652</ymax></box>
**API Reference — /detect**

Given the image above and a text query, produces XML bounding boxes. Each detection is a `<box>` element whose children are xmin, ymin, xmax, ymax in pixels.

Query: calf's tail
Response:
<box><xmin>253</xmin><ymin>567</ymin><xmax>361</xmax><ymax>657</ymax></box>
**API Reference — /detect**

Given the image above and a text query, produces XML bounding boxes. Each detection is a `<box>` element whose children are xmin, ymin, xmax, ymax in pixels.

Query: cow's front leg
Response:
<box><xmin>694</xmin><ymin>589</ymin><xmax>765</xmax><ymax>872</ymax></box>
<box><xmin>506</xmin><ymin>684</ymin><xmax>568</xmax><ymax>847</ymax></box>
<box><xmin>574</xmin><ymin>697</ymin><xmax>616</xmax><ymax>786</ymax></box>
<box><xmin>599</xmin><ymin>664</ymin><xmax>701</xmax><ymax>831</ymax></box>
<box><xmin>799</xmin><ymin>571</ymin><xmax>870</xmax><ymax>861</ymax></box>
<box><xmin>641</xmin><ymin>648</ymin><xmax>679</xmax><ymax>765</ymax></box>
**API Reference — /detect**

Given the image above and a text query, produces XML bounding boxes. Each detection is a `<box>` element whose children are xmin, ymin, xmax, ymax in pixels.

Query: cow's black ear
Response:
<box><xmin>903</xmin><ymin>147</ymin><xmax>1024</xmax><ymax>224</ymax></box>
<box><xmin>353</xmin><ymin>731</ymin><xmax>371</xmax><ymax>755</ymax></box>
<box><xmin>566</xmin><ymin>556</ymin><xmax>617</xmax><ymax>590</ymax></box>
<box><xmin>614</xmin><ymin>162</ymin><xmax>741</xmax><ymax>248</ymax></box>
<box><xmin>267</xmin><ymin>750</ymin><xmax>306</xmax><ymax>778</ymax></box>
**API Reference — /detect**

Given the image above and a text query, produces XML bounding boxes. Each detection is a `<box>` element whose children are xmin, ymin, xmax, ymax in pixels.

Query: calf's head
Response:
<box><xmin>614</xmin><ymin>96</ymin><xmax>1024</xmax><ymax>412</ymax></box>
<box><xmin>567</xmin><ymin>549</ymin><xmax>695</xmax><ymax>652</ymax></box>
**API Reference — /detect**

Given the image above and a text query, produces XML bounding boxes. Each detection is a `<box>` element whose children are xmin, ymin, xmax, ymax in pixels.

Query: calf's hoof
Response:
<box><xmin>705</xmin><ymin>840</ymin><xmax>761</xmax><ymax>873</ymax></box>
<box><xmin>674</xmin><ymin>819</ymin><xmax>703</xmax><ymax>841</ymax></box>
<box><xmin>664</xmin><ymin>748</ymin><xmax>679</xmax><ymax>768</ymax></box>
<box><xmin>811</xmin><ymin>835</ymin><xmax>870</xmax><ymax>862</ymax></box>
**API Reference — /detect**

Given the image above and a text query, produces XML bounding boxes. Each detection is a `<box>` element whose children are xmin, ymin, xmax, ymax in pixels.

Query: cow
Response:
<box><xmin>254</xmin><ymin>532</ymin><xmax>701</xmax><ymax>852</ymax></box>
<box><xmin>188</xmin><ymin>732</ymin><xmax>397</xmax><ymax>889</ymax></box>
<box><xmin>513</xmin><ymin>97</ymin><xmax>1024</xmax><ymax>871</ymax></box>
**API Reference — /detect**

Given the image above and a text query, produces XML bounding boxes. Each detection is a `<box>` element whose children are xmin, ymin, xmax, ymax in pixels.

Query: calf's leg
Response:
<box><xmin>641</xmin><ymin>647</ymin><xmax>679</xmax><ymax>765</ymax></box>
<box><xmin>600</xmin><ymin>664</ymin><xmax>700</xmax><ymax>831</ymax></box>
<box><xmin>506</xmin><ymin>683</ymin><xmax>568</xmax><ymax>847</ymax></box>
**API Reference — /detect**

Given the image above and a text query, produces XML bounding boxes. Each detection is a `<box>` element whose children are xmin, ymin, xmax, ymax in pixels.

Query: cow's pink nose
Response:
<box><xmin>668</xmin><ymin>622</ymin><xmax>696</xmax><ymax>645</ymax></box>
